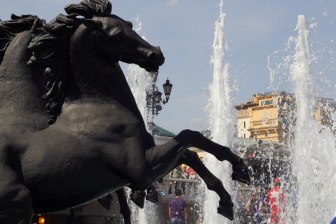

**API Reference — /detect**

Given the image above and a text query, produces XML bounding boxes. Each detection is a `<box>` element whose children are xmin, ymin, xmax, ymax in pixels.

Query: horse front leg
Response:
<box><xmin>144</xmin><ymin>137</ymin><xmax>242</xmax><ymax>221</ymax></box>
<box><xmin>176</xmin><ymin>149</ymin><xmax>234</xmax><ymax>220</ymax></box>
<box><xmin>174</xmin><ymin>130</ymin><xmax>250</xmax><ymax>185</ymax></box>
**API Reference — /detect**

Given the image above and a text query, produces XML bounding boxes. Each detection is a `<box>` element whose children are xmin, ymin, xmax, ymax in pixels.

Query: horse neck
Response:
<box><xmin>60</xmin><ymin>33</ymin><xmax>147</xmax><ymax>129</ymax></box>
<box><xmin>0</xmin><ymin>31</ymin><xmax>48</xmax><ymax>133</ymax></box>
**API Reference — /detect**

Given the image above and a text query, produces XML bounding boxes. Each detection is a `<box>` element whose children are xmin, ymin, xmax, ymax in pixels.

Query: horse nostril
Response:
<box><xmin>144</xmin><ymin>47</ymin><xmax>164</xmax><ymax>64</ymax></box>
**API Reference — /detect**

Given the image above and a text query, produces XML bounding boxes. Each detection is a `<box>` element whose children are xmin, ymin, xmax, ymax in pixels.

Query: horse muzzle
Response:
<box><xmin>138</xmin><ymin>46</ymin><xmax>165</xmax><ymax>67</ymax></box>
<box><xmin>148</xmin><ymin>46</ymin><xmax>165</xmax><ymax>66</ymax></box>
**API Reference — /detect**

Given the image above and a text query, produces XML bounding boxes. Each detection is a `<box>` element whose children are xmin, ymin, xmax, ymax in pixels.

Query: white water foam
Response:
<box><xmin>267</xmin><ymin>15</ymin><xmax>336</xmax><ymax>224</ymax></box>
<box><xmin>288</xmin><ymin>15</ymin><xmax>336</xmax><ymax>224</ymax></box>
<box><xmin>203</xmin><ymin>0</ymin><xmax>236</xmax><ymax>223</ymax></box>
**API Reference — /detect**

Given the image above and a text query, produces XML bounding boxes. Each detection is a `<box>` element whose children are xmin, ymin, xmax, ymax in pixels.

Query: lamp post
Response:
<box><xmin>146</xmin><ymin>71</ymin><xmax>173</xmax><ymax>134</ymax></box>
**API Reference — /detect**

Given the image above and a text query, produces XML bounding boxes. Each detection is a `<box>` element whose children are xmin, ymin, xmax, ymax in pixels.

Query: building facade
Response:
<box><xmin>236</xmin><ymin>92</ymin><xmax>286</xmax><ymax>142</ymax></box>
<box><xmin>236</xmin><ymin>92</ymin><xmax>336</xmax><ymax>143</ymax></box>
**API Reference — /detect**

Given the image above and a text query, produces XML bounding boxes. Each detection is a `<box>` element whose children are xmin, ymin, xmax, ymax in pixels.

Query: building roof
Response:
<box><xmin>235</xmin><ymin>101</ymin><xmax>258</xmax><ymax>110</ymax></box>
<box><xmin>153</xmin><ymin>123</ymin><xmax>176</xmax><ymax>137</ymax></box>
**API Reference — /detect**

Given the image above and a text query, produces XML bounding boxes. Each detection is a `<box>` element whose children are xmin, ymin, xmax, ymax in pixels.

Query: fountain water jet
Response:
<box><xmin>288</xmin><ymin>15</ymin><xmax>336</xmax><ymax>224</ymax></box>
<box><xmin>126</xmin><ymin>17</ymin><xmax>152</xmax><ymax>124</ymax></box>
<box><xmin>203</xmin><ymin>0</ymin><xmax>236</xmax><ymax>223</ymax></box>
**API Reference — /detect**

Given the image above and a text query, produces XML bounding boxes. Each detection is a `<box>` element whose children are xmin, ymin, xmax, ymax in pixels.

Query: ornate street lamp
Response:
<box><xmin>146</xmin><ymin>72</ymin><xmax>173</xmax><ymax>134</ymax></box>
<box><xmin>162</xmin><ymin>79</ymin><xmax>172</xmax><ymax>104</ymax></box>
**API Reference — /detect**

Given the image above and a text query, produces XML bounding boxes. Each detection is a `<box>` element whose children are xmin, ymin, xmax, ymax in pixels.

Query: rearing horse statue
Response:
<box><xmin>0</xmin><ymin>1</ymin><xmax>250</xmax><ymax>223</ymax></box>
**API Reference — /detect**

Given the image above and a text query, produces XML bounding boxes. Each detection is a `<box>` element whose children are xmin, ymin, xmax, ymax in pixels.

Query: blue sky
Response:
<box><xmin>2</xmin><ymin>0</ymin><xmax>336</xmax><ymax>133</ymax></box>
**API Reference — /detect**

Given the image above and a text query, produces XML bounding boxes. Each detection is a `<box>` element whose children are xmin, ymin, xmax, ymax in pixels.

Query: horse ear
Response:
<box><xmin>105</xmin><ymin>1</ymin><xmax>112</xmax><ymax>15</ymax></box>
<box><xmin>125</xmin><ymin>21</ymin><xmax>133</xmax><ymax>29</ymax></box>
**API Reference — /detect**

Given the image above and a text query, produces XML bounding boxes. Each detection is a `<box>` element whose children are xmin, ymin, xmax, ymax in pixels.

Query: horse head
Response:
<box><xmin>28</xmin><ymin>0</ymin><xmax>165</xmax><ymax>124</ymax></box>
<box><xmin>90</xmin><ymin>15</ymin><xmax>164</xmax><ymax>72</ymax></box>
<box><xmin>64</xmin><ymin>0</ymin><xmax>164</xmax><ymax>72</ymax></box>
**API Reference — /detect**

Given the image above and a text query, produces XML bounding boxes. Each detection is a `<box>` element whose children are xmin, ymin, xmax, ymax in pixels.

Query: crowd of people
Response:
<box><xmin>168</xmin><ymin>165</ymin><xmax>199</xmax><ymax>195</ymax></box>
<box><xmin>166</xmin><ymin>166</ymin><xmax>289</xmax><ymax>224</ymax></box>
<box><xmin>245</xmin><ymin>177</ymin><xmax>287</xmax><ymax>224</ymax></box>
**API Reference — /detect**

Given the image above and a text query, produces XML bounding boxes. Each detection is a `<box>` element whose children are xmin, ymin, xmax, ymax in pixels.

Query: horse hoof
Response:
<box><xmin>231</xmin><ymin>159</ymin><xmax>251</xmax><ymax>185</ymax></box>
<box><xmin>217</xmin><ymin>201</ymin><xmax>234</xmax><ymax>220</ymax></box>
<box><xmin>146</xmin><ymin>186</ymin><xmax>159</xmax><ymax>203</ymax></box>
<box><xmin>130</xmin><ymin>190</ymin><xmax>146</xmax><ymax>208</ymax></box>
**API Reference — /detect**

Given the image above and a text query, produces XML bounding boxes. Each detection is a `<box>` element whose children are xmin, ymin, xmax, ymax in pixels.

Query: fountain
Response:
<box><xmin>203</xmin><ymin>0</ymin><xmax>236</xmax><ymax>223</ymax></box>
<box><xmin>265</xmin><ymin>14</ymin><xmax>336</xmax><ymax>223</ymax></box>
<box><xmin>46</xmin><ymin>5</ymin><xmax>336</xmax><ymax>224</ymax></box>
<box><xmin>287</xmin><ymin>15</ymin><xmax>336</xmax><ymax>224</ymax></box>
<box><xmin>202</xmin><ymin>4</ymin><xmax>336</xmax><ymax>223</ymax></box>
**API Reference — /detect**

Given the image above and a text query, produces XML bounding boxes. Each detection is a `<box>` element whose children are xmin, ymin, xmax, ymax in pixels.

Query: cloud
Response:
<box><xmin>166</xmin><ymin>0</ymin><xmax>179</xmax><ymax>7</ymax></box>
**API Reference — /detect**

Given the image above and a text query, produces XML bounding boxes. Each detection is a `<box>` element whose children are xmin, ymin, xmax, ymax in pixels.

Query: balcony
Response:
<box><xmin>156</xmin><ymin>177</ymin><xmax>203</xmax><ymax>203</ymax></box>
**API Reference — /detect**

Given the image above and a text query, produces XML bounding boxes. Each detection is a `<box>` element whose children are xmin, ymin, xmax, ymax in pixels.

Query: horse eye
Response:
<box><xmin>108</xmin><ymin>27</ymin><xmax>123</xmax><ymax>41</ymax></box>
<box><xmin>111</xmin><ymin>32</ymin><xmax>123</xmax><ymax>41</ymax></box>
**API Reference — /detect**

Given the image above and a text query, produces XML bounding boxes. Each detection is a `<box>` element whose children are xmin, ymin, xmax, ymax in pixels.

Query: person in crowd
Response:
<box><xmin>168</xmin><ymin>166</ymin><xmax>183</xmax><ymax>194</ymax></box>
<box><xmin>186</xmin><ymin>166</ymin><xmax>197</xmax><ymax>180</ymax></box>
<box><xmin>185</xmin><ymin>166</ymin><xmax>198</xmax><ymax>196</ymax></box>
<box><xmin>246</xmin><ymin>190</ymin><xmax>264</xmax><ymax>224</ymax></box>
<box><xmin>266</xmin><ymin>177</ymin><xmax>286</xmax><ymax>224</ymax></box>
<box><xmin>181</xmin><ymin>165</ymin><xmax>189</xmax><ymax>179</ymax></box>
<box><xmin>168</xmin><ymin>189</ymin><xmax>188</xmax><ymax>224</ymax></box>
<box><xmin>180</xmin><ymin>166</ymin><xmax>189</xmax><ymax>194</ymax></box>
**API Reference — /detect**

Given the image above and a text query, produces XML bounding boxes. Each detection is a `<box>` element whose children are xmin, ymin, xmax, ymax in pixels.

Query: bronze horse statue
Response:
<box><xmin>0</xmin><ymin>6</ymin><xmax>145</xmax><ymax>224</ymax></box>
<box><xmin>0</xmin><ymin>7</ymin><xmax>133</xmax><ymax>224</ymax></box>
<box><xmin>0</xmin><ymin>1</ymin><xmax>250</xmax><ymax>223</ymax></box>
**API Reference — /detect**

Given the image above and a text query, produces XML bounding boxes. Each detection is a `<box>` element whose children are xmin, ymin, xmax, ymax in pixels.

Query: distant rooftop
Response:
<box><xmin>253</xmin><ymin>91</ymin><xmax>293</xmax><ymax>97</ymax></box>
<box><xmin>153</xmin><ymin>123</ymin><xmax>176</xmax><ymax>137</ymax></box>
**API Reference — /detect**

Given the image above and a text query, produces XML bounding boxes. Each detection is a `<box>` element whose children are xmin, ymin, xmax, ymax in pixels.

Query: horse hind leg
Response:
<box><xmin>175</xmin><ymin>130</ymin><xmax>250</xmax><ymax>185</ymax></box>
<box><xmin>0</xmin><ymin>149</ymin><xmax>33</xmax><ymax>224</ymax></box>
<box><xmin>177</xmin><ymin>150</ymin><xmax>234</xmax><ymax>220</ymax></box>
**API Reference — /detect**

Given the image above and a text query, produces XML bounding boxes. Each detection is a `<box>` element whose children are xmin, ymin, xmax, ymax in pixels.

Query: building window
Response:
<box><xmin>243</xmin><ymin>121</ymin><xmax>246</xmax><ymax>128</ymax></box>
<box><xmin>244</xmin><ymin>134</ymin><xmax>246</xmax><ymax>138</ymax></box>
<box><xmin>261</xmin><ymin>100</ymin><xmax>273</xmax><ymax>106</ymax></box>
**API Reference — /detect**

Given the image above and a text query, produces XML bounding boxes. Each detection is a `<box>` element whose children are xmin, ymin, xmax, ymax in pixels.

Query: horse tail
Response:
<box><xmin>0</xmin><ymin>14</ymin><xmax>44</xmax><ymax>64</ymax></box>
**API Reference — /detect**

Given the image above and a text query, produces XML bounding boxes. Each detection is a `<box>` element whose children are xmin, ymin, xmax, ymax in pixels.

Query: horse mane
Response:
<box><xmin>0</xmin><ymin>14</ymin><xmax>43</xmax><ymax>63</ymax></box>
<box><xmin>27</xmin><ymin>0</ymin><xmax>112</xmax><ymax>125</ymax></box>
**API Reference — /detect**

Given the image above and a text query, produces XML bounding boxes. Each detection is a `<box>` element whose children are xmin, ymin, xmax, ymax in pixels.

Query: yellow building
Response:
<box><xmin>236</xmin><ymin>101</ymin><xmax>258</xmax><ymax>139</ymax></box>
<box><xmin>314</xmin><ymin>97</ymin><xmax>336</xmax><ymax>128</ymax></box>
<box><xmin>236</xmin><ymin>92</ymin><xmax>295</xmax><ymax>143</ymax></box>
<box><xmin>236</xmin><ymin>92</ymin><xmax>336</xmax><ymax>143</ymax></box>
